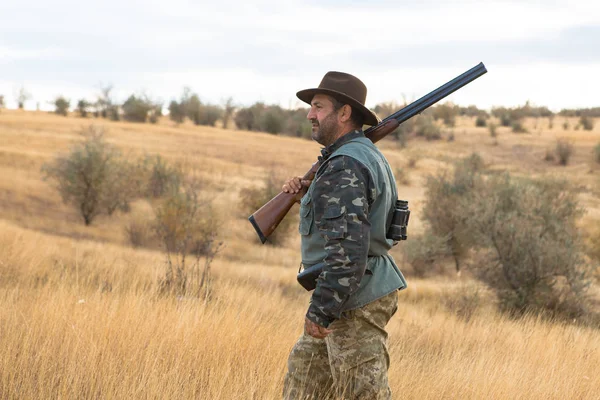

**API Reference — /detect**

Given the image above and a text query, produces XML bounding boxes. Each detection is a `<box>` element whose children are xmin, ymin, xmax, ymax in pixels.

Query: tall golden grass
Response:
<box><xmin>0</xmin><ymin>110</ymin><xmax>599</xmax><ymax>399</ymax></box>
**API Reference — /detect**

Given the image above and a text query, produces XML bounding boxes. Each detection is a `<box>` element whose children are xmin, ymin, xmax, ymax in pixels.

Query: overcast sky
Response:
<box><xmin>1</xmin><ymin>0</ymin><xmax>599</xmax><ymax>112</ymax></box>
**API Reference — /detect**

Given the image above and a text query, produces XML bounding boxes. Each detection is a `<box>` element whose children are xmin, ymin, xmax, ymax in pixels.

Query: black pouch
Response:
<box><xmin>297</xmin><ymin>263</ymin><xmax>325</xmax><ymax>291</ymax></box>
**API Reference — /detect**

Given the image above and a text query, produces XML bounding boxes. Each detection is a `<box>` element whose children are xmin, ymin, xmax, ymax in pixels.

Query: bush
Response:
<box><xmin>464</xmin><ymin>175</ymin><xmax>594</xmax><ymax>318</ymax></box>
<box><xmin>422</xmin><ymin>153</ymin><xmax>484</xmax><ymax>272</ymax></box>
<box><xmin>76</xmin><ymin>99</ymin><xmax>90</xmax><ymax>118</ymax></box>
<box><xmin>122</xmin><ymin>95</ymin><xmax>152</xmax><ymax>123</ymax></box>
<box><xmin>415</xmin><ymin>114</ymin><xmax>441</xmax><ymax>140</ymax></box>
<box><xmin>563</xmin><ymin>120</ymin><xmax>570</xmax><ymax>130</ymax></box>
<box><xmin>241</xmin><ymin>171</ymin><xmax>296</xmax><ymax>246</ymax></box>
<box><xmin>235</xmin><ymin>103</ymin><xmax>265</xmax><ymax>131</ymax></box>
<box><xmin>155</xmin><ymin>184</ymin><xmax>222</xmax><ymax>298</ymax></box>
<box><xmin>403</xmin><ymin>232</ymin><xmax>450</xmax><ymax>277</ymax></box>
<box><xmin>144</xmin><ymin>155</ymin><xmax>184</xmax><ymax>198</ymax></box>
<box><xmin>580</xmin><ymin>115</ymin><xmax>594</xmax><ymax>131</ymax></box>
<box><xmin>475</xmin><ymin>115</ymin><xmax>487</xmax><ymax>127</ymax></box>
<box><xmin>511</xmin><ymin>120</ymin><xmax>527</xmax><ymax>133</ymax></box>
<box><xmin>488</xmin><ymin>123</ymin><xmax>497</xmax><ymax>138</ymax></box>
<box><xmin>42</xmin><ymin>126</ymin><xmax>134</xmax><ymax>225</ymax></box>
<box><xmin>54</xmin><ymin>96</ymin><xmax>70</xmax><ymax>116</ymax></box>
<box><xmin>556</xmin><ymin>138</ymin><xmax>574</xmax><ymax>166</ymax></box>
<box><xmin>594</xmin><ymin>142</ymin><xmax>600</xmax><ymax>164</ymax></box>
<box><xmin>168</xmin><ymin>100</ymin><xmax>185</xmax><ymax>124</ymax></box>
<box><xmin>261</xmin><ymin>106</ymin><xmax>285</xmax><ymax>134</ymax></box>
<box><xmin>196</xmin><ymin>104</ymin><xmax>222</xmax><ymax>127</ymax></box>
<box><xmin>433</xmin><ymin>102</ymin><xmax>458</xmax><ymax>127</ymax></box>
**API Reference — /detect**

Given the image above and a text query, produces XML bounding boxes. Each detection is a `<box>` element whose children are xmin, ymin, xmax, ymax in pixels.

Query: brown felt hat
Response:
<box><xmin>296</xmin><ymin>71</ymin><xmax>380</xmax><ymax>126</ymax></box>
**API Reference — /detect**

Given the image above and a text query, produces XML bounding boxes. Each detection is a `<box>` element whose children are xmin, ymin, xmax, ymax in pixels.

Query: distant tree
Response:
<box><xmin>183</xmin><ymin>92</ymin><xmax>202</xmax><ymax>124</ymax></box>
<box><xmin>148</xmin><ymin>103</ymin><xmax>163</xmax><ymax>124</ymax></box>
<box><xmin>433</xmin><ymin>102</ymin><xmax>459</xmax><ymax>127</ymax></box>
<box><xmin>0</xmin><ymin>95</ymin><xmax>4</xmax><ymax>112</ymax></box>
<box><xmin>197</xmin><ymin>104</ymin><xmax>223</xmax><ymax>127</ymax></box>
<box><xmin>168</xmin><ymin>100</ymin><xmax>185</xmax><ymax>124</ymax></box>
<box><xmin>76</xmin><ymin>99</ymin><xmax>91</xmax><ymax>118</ymax></box>
<box><xmin>53</xmin><ymin>96</ymin><xmax>70</xmax><ymax>116</ymax></box>
<box><xmin>235</xmin><ymin>103</ymin><xmax>265</xmax><ymax>131</ymax></box>
<box><xmin>222</xmin><ymin>97</ymin><xmax>236</xmax><ymax>129</ymax></box>
<box><xmin>260</xmin><ymin>106</ymin><xmax>285</xmax><ymax>134</ymax></box>
<box><xmin>580</xmin><ymin>115</ymin><xmax>594</xmax><ymax>131</ymax></box>
<box><xmin>122</xmin><ymin>95</ymin><xmax>152</xmax><ymax>123</ymax></box>
<box><xmin>95</xmin><ymin>84</ymin><xmax>114</xmax><ymax>118</ymax></box>
<box><xmin>16</xmin><ymin>86</ymin><xmax>31</xmax><ymax>109</ymax></box>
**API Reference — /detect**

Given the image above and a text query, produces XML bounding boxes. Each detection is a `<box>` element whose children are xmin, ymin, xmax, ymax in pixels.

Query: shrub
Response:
<box><xmin>222</xmin><ymin>98</ymin><xmax>236</xmax><ymax>129</ymax></box>
<box><xmin>76</xmin><ymin>99</ymin><xmax>90</xmax><ymax>118</ymax></box>
<box><xmin>442</xmin><ymin>282</ymin><xmax>486</xmax><ymax>322</ymax></box>
<box><xmin>433</xmin><ymin>102</ymin><xmax>458</xmax><ymax>127</ymax></box>
<box><xmin>511</xmin><ymin>120</ymin><xmax>527</xmax><ymax>133</ymax></box>
<box><xmin>422</xmin><ymin>153</ymin><xmax>484</xmax><ymax>272</ymax></box>
<box><xmin>54</xmin><ymin>96</ymin><xmax>70</xmax><ymax>116</ymax></box>
<box><xmin>475</xmin><ymin>115</ymin><xmax>487</xmax><ymax>127</ymax></box>
<box><xmin>594</xmin><ymin>142</ymin><xmax>600</xmax><ymax>164</ymax></box>
<box><xmin>488</xmin><ymin>123</ymin><xmax>497</xmax><ymax>138</ymax></box>
<box><xmin>464</xmin><ymin>175</ymin><xmax>594</xmax><ymax>318</ymax></box>
<box><xmin>125</xmin><ymin>213</ymin><xmax>155</xmax><ymax>248</ymax></box>
<box><xmin>0</xmin><ymin>95</ymin><xmax>4</xmax><ymax>111</ymax></box>
<box><xmin>155</xmin><ymin>184</ymin><xmax>222</xmax><ymax>298</ymax></box>
<box><xmin>403</xmin><ymin>232</ymin><xmax>450</xmax><ymax>277</ymax></box>
<box><xmin>260</xmin><ymin>106</ymin><xmax>285</xmax><ymax>134</ymax></box>
<box><xmin>415</xmin><ymin>114</ymin><xmax>441</xmax><ymax>140</ymax></box>
<box><xmin>563</xmin><ymin>120</ymin><xmax>570</xmax><ymax>130</ymax></box>
<box><xmin>144</xmin><ymin>155</ymin><xmax>183</xmax><ymax>198</ymax></box>
<box><xmin>122</xmin><ymin>95</ymin><xmax>152</xmax><ymax>123</ymax></box>
<box><xmin>235</xmin><ymin>103</ymin><xmax>265</xmax><ymax>131</ymax></box>
<box><xmin>168</xmin><ymin>100</ymin><xmax>185</xmax><ymax>124</ymax></box>
<box><xmin>196</xmin><ymin>104</ymin><xmax>222</xmax><ymax>127</ymax></box>
<box><xmin>580</xmin><ymin>115</ymin><xmax>594</xmax><ymax>131</ymax></box>
<box><xmin>241</xmin><ymin>171</ymin><xmax>296</xmax><ymax>246</ymax></box>
<box><xmin>556</xmin><ymin>138</ymin><xmax>574</xmax><ymax>166</ymax></box>
<box><xmin>42</xmin><ymin>126</ymin><xmax>133</xmax><ymax>225</ymax></box>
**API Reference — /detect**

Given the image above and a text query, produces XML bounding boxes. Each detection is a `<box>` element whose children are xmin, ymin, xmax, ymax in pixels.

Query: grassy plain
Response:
<box><xmin>0</xmin><ymin>109</ymin><xmax>599</xmax><ymax>399</ymax></box>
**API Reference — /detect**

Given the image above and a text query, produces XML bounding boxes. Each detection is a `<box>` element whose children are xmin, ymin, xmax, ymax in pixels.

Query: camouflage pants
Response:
<box><xmin>283</xmin><ymin>291</ymin><xmax>398</xmax><ymax>400</ymax></box>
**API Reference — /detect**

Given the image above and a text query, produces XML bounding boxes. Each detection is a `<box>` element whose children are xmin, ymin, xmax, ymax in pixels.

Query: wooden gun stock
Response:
<box><xmin>248</xmin><ymin>161</ymin><xmax>319</xmax><ymax>243</ymax></box>
<box><xmin>249</xmin><ymin>63</ymin><xmax>487</xmax><ymax>243</ymax></box>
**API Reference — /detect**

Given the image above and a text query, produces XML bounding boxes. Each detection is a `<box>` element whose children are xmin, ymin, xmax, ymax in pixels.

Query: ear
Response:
<box><xmin>338</xmin><ymin>104</ymin><xmax>352</xmax><ymax>123</ymax></box>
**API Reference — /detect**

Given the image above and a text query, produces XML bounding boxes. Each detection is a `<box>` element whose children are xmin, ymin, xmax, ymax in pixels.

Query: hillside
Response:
<box><xmin>0</xmin><ymin>110</ymin><xmax>599</xmax><ymax>399</ymax></box>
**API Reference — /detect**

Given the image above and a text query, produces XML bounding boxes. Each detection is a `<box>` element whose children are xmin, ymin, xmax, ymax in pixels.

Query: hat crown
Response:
<box><xmin>318</xmin><ymin>71</ymin><xmax>367</xmax><ymax>105</ymax></box>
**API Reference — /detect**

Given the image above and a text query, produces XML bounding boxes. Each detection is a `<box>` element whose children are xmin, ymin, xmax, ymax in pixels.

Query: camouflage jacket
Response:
<box><xmin>301</xmin><ymin>130</ymin><xmax>404</xmax><ymax>328</ymax></box>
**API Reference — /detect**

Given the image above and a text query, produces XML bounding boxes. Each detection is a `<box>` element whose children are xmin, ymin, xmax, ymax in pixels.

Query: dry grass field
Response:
<box><xmin>0</xmin><ymin>109</ymin><xmax>599</xmax><ymax>399</ymax></box>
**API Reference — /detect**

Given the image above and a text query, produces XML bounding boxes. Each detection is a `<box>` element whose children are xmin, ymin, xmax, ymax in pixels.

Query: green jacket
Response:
<box><xmin>300</xmin><ymin>130</ymin><xmax>407</xmax><ymax>327</ymax></box>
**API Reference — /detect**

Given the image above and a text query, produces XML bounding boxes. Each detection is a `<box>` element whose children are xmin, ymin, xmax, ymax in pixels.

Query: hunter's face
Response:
<box><xmin>307</xmin><ymin>94</ymin><xmax>340</xmax><ymax>147</ymax></box>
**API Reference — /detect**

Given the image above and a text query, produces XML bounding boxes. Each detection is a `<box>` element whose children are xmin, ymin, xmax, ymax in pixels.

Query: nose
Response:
<box><xmin>307</xmin><ymin>107</ymin><xmax>316</xmax><ymax>120</ymax></box>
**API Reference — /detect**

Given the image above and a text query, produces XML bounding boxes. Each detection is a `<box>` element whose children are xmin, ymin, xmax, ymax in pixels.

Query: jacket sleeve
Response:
<box><xmin>306</xmin><ymin>155</ymin><xmax>374</xmax><ymax>328</ymax></box>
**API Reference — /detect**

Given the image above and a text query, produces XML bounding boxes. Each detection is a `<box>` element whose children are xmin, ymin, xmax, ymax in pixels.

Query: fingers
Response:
<box><xmin>304</xmin><ymin>318</ymin><xmax>333</xmax><ymax>339</ymax></box>
<box><xmin>282</xmin><ymin>177</ymin><xmax>303</xmax><ymax>193</ymax></box>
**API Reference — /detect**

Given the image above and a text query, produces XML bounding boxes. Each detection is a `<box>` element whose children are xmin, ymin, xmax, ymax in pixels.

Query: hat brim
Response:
<box><xmin>296</xmin><ymin>88</ymin><xmax>380</xmax><ymax>126</ymax></box>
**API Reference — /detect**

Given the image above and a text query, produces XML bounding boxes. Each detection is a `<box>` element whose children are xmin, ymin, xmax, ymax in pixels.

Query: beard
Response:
<box><xmin>311</xmin><ymin>111</ymin><xmax>339</xmax><ymax>146</ymax></box>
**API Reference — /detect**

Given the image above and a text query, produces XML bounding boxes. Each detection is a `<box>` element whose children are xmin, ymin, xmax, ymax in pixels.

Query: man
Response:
<box><xmin>282</xmin><ymin>71</ymin><xmax>407</xmax><ymax>399</ymax></box>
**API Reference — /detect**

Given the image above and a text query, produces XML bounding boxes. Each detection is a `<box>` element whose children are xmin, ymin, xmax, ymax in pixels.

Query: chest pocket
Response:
<box><xmin>317</xmin><ymin>204</ymin><xmax>347</xmax><ymax>240</ymax></box>
<box><xmin>299</xmin><ymin>194</ymin><xmax>313</xmax><ymax>235</ymax></box>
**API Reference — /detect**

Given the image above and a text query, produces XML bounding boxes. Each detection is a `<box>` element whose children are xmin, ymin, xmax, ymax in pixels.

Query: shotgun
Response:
<box><xmin>249</xmin><ymin>62</ymin><xmax>487</xmax><ymax>243</ymax></box>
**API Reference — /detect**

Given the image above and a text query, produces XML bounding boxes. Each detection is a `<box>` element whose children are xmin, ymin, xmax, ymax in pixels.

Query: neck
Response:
<box><xmin>327</xmin><ymin>124</ymin><xmax>358</xmax><ymax>147</ymax></box>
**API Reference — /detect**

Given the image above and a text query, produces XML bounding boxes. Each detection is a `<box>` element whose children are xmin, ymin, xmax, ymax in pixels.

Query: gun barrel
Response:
<box><xmin>365</xmin><ymin>62</ymin><xmax>487</xmax><ymax>140</ymax></box>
